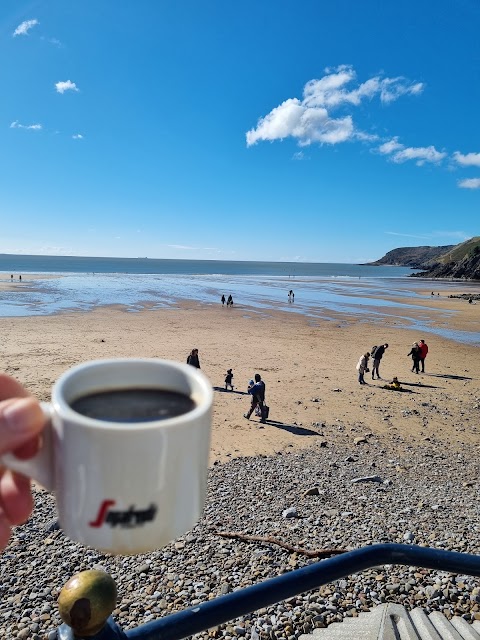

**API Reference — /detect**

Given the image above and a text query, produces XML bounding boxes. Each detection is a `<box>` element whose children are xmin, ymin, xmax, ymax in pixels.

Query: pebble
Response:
<box><xmin>2</xmin><ymin>438</ymin><xmax>480</xmax><ymax>639</ymax></box>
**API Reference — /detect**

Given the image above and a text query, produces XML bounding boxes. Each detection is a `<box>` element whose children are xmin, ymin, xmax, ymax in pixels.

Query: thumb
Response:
<box><xmin>0</xmin><ymin>398</ymin><xmax>45</xmax><ymax>456</ymax></box>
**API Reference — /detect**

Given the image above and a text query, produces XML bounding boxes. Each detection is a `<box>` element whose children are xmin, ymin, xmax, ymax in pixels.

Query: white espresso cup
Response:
<box><xmin>1</xmin><ymin>358</ymin><xmax>213</xmax><ymax>555</ymax></box>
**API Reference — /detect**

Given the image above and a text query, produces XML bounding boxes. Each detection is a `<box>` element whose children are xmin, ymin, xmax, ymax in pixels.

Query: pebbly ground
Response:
<box><xmin>1</xmin><ymin>426</ymin><xmax>480</xmax><ymax>640</ymax></box>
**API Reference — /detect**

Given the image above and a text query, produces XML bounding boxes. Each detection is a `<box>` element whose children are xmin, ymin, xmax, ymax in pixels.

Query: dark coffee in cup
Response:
<box><xmin>70</xmin><ymin>388</ymin><xmax>195</xmax><ymax>423</ymax></box>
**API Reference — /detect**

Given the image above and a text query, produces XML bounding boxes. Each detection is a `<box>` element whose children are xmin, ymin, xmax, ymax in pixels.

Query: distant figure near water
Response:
<box><xmin>221</xmin><ymin>294</ymin><xmax>226</xmax><ymax>306</ymax></box>
<box><xmin>227</xmin><ymin>295</ymin><xmax>233</xmax><ymax>307</ymax></box>
<box><xmin>288</xmin><ymin>290</ymin><xmax>295</xmax><ymax>303</ymax></box>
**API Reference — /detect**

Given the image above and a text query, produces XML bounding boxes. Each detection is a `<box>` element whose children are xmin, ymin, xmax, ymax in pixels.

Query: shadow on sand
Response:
<box><xmin>426</xmin><ymin>373</ymin><xmax>473</xmax><ymax>381</ymax></box>
<box><xmin>263</xmin><ymin>420</ymin><xmax>320</xmax><ymax>436</ymax></box>
<box><xmin>213</xmin><ymin>386</ymin><xmax>248</xmax><ymax>396</ymax></box>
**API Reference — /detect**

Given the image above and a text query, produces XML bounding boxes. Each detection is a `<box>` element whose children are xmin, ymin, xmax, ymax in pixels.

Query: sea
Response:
<box><xmin>1</xmin><ymin>254</ymin><xmax>479</xmax><ymax>344</ymax></box>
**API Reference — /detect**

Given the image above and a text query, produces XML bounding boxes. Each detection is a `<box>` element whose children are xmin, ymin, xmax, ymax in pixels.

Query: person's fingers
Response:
<box><xmin>12</xmin><ymin>437</ymin><xmax>42</xmax><ymax>460</ymax></box>
<box><xmin>0</xmin><ymin>470</ymin><xmax>33</xmax><ymax>526</ymax></box>
<box><xmin>0</xmin><ymin>511</ymin><xmax>12</xmax><ymax>550</ymax></box>
<box><xmin>0</xmin><ymin>397</ymin><xmax>45</xmax><ymax>456</ymax></box>
<box><xmin>0</xmin><ymin>374</ymin><xmax>32</xmax><ymax>402</ymax></box>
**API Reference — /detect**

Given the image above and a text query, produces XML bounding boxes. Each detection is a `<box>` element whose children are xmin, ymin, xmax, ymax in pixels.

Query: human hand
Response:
<box><xmin>0</xmin><ymin>374</ymin><xmax>45</xmax><ymax>550</ymax></box>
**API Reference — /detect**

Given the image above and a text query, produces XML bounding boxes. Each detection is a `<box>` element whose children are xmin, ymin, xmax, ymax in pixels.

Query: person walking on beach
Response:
<box><xmin>221</xmin><ymin>295</ymin><xmax>226</xmax><ymax>306</ymax></box>
<box><xmin>227</xmin><ymin>295</ymin><xmax>233</xmax><ymax>307</ymax></box>
<box><xmin>225</xmin><ymin>369</ymin><xmax>234</xmax><ymax>391</ymax></box>
<box><xmin>356</xmin><ymin>352</ymin><xmax>370</xmax><ymax>385</ymax></box>
<box><xmin>407</xmin><ymin>342</ymin><xmax>421</xmax><ymax>374</ymax></box>
<box><xmin>418</xmin><ymin>339</ymin><xmax>428</xmax><ymax>372</ymax></box>
<box><xmin>371</xmin><ymin>343</ymin><xmax>388</xmax><ymax>380</ymax></box>
<box><xmin>186</xmin><ymin>348</ymin><xmax>201</xmax><ymax>369</ymax></box>
<box><xmin>244</xmin><ymin>373</ymin><xmax>266</xmax><ymax>422</ymax></box>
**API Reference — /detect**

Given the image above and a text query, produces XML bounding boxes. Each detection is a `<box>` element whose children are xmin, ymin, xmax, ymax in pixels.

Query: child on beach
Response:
<box><xmin>225</xmin><ymin>369</ymin><xmax>234</xmax><ymax>391</ymax></box>
<box><xmin>383</xmin><ymin>376</ymin><xmax>402</xmax><ymax>390</ymax></box>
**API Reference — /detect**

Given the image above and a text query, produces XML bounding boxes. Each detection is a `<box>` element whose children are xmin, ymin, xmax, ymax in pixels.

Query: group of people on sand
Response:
<box><xmin>186</xmin><ymin>349</ymin><xmax>268</xmax><ymax>423</ymax></box>
<box><xmin>220</xmin><ymin>294</ymin><xmax>234</xmax><ymax>307</ymax></box>
<box><xmin>407</xmin><ymin>339</ymin><xmax>429</xmax><ymax>374</ymax></box>
<box><xmin>356</xmin><ymin>339</ymin><xmax>428</xmax><ymax>385</ymax></box>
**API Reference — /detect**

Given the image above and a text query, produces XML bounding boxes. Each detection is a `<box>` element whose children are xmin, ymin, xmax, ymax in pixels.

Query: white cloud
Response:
<box><xmin>386</xmin><ymin>230</ymin><xmax>470</xmax><ymax>241</ymax></box>
<box><xmin>246</xmin><ymin>97</ymin><xmax>354</xmax><ymax>146</ymax></box>
<box><xmin>292</xmin><ymin>151</ymin><xmax>305</xmax><ymax>160</ymax></box>
<box><xmin>379</xmin><ymin>78</ymin><xmax>424</xmax><ymax>104</ymax></box>
<box><xmin>246</xmin><ymin>65</ymin><xmax>423</xmax><ymax>148</ymax></box>
<box><xmin>377</xmin><ymin>137</ymin><xmax>403</xmax><ymax>155</ymax></box>
<box><xmin>10</xmin><ymin>120</ymin><xmax>42</xmax><ymax>130</ymax></box>
<box><xmin>391</xmin><ymin>145</ymin><xmax>446</xmax><ymax>166</ymax></box>
<box><xmin>41</xmin><ymin>36</ymin><xmax>62</xmax><ymax>47</ymax></box>
<box><xmin>458</xmin><ymin>177</ymin><xmax>480</xmax><ymax>189</ymax></box>
<box><xmin>55</xmin><ymin>80</ymin><xmax>79</xmax><ymax>94</ymax></box>
<box><xmin>13</xmin><ymin>19</ymin><xmax>39</xmax><ymax>37</ymax></box>
<box><xmin>377</xmin><ymin>138</ymin><xmax>446</xmax><ymax>166</ymax></box>
<box><xmin>302</xmin><ymin>65</ymin><xmax>423</xmax><ymax>108</ymax></box>
<box><xmin>72</xmin><ymin>134</ymin><xmax>84</xmax><ymax>139</ymax></box>
<box><xmin>452</xmin><ymin>151</ymin><xmax>480</xmax><ymax>167</ymax></box>
<box><xmin>167</xmin><ymin>244</ymin><xmax>196</xmax><ymax>250</ymax></box>
<box><xmin>385</xmin><ymin>231</ymin><xmax>431</xmax><ymax>240</ymax></box>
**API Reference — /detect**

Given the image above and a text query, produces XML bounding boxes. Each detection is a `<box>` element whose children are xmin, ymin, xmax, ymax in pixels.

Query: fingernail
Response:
<box><xmin>3</xmin><ymin>398</ymin><xmax>36</xmax><ymax>433</ymax></box>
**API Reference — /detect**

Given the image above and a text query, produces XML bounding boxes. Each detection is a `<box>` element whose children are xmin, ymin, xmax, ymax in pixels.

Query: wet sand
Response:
<box><xmin>0</xmin><ymin>290</ymin><xmax>478</xmax><ymax>463</ymax></box>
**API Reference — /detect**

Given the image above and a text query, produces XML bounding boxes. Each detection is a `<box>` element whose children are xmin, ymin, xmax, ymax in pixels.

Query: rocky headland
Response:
<box><xmin>367</xmin><ymin>236</ymin><xmax>480</xmax><ymax>280</ymax></box>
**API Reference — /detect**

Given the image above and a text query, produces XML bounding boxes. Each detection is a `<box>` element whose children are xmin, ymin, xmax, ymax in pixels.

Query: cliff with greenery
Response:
<box><xmin>367</xmin><ymin>245</ymin><xmax>454</xmax><ymax>268</ymax></box>
<box><xmin>411</xmin><ymin>237</ymin><xmax>480</xmax><ymax>280</ymax></box>
<box><xmin>368</xmin><ymin>236</ymin><xmax>480</xmax><ymax>280</ymax></box>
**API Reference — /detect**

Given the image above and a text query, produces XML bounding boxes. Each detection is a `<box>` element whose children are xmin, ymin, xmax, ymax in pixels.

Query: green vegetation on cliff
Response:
<box><xmin>366</xmin><ymin>245</ymin><xmax>454</xmax><ymax>268</ymax></box>
<box><xmin>431</xmin><ymin>236</ymin><xmax>480</xmax><ymax>265</ymax></box>
<box><xmin>368</xmin><ymin>236</ymin><xmax>480</xmax><ymax>280</ymax></box>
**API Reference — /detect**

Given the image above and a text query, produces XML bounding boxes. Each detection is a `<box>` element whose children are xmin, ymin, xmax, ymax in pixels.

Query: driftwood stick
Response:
<box><xmin>212</xmin><ymin>530</ymin><xmax>346</xmax><ymax>558</ymax></box>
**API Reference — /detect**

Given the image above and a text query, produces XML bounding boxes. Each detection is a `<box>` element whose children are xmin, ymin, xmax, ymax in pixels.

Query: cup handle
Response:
<box><xmin>0</xmin><ymin>402</ymin><xmax>55</xmax><ymax>491</ymax></box>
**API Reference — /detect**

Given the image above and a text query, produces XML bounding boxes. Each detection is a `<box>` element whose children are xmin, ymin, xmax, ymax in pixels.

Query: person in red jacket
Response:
<box><xmin>418</xmin><ymin>339</ymin><xmax>428</xmax><ymax>373</ymax></box>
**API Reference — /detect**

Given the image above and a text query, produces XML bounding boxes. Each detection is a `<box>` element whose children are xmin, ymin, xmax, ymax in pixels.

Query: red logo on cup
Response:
<box><xmin>89</xmin><ymin>500</ymin><xmax>157</xmax><ymax>528</ymax></box>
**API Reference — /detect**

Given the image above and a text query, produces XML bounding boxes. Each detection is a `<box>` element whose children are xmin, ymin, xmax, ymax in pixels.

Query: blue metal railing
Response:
<box><xmin>55</xmin><ymin>544</ymin><xmax>480</xmax><ymax>639</ymax></box>
<box><xmin>123</xmin><ymin>544</ymin><xmax>480</xmax><ymax>640</ymax></box>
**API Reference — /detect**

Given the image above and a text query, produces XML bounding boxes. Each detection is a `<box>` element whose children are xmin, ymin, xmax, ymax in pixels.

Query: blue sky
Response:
<box><xmin>0</xmin><ymin>0</ymin><xmax>478</xmax><ymax>263</ymax></box>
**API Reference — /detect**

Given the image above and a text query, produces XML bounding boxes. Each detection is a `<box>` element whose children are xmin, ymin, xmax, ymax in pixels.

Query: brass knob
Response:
<box><xmin>58</xmin><ymin>570</ymin><xmax>117</xmax><ymax>637</ymax></box>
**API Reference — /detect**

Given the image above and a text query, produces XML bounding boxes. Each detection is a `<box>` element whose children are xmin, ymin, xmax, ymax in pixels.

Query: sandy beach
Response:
<box><xmin>0</xmin><ymin>288</ymin><xmax>478</xmax><ymax>462</ymax></box>
<box><xmin>1</xmin><ymin>281</ymin><xmax>480</xmax><ymax>638</ymax></box>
